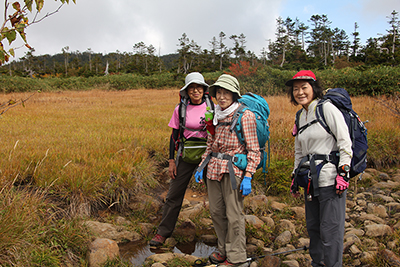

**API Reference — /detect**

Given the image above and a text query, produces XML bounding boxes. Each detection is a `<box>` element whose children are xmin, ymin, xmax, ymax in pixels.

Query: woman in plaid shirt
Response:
<box><xmin>195</xmin><ymin>74</ymin><xmax>260</xmax><ymax>267</ymax></box>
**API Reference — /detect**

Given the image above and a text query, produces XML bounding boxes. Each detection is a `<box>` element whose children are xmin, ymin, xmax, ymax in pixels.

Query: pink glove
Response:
<box><xmin>292</xmin><ymin>124</ymin><xmax>298</xmax><ymax>136</ymax></box>
<box><xmin>335</xmin><ymin>174</ymin><xmax>349</xmax><ymax>191</ymax></box>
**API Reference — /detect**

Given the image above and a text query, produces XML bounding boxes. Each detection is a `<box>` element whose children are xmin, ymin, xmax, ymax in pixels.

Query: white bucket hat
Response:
<box><xmin>180</xmin><ymin>72</ymin><xmax>209</xmax><ymax>98</ymax></box>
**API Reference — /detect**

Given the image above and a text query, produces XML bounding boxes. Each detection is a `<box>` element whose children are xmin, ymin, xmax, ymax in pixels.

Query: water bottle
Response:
<box><xmin>205</xmin><ymin>107</ymin><xmax>213</xmax><ymax>122</ymax></box>
<box><xmin>204</xmin><ymin>107</ymin><xmax>214</xmax><ymax>135</ymax></box>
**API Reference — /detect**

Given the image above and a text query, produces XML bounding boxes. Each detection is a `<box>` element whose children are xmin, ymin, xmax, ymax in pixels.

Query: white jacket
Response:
<box><xmin>293</xmin><ymin>99</ymin><xmax>353</xmax><ymax>187</ymax></box>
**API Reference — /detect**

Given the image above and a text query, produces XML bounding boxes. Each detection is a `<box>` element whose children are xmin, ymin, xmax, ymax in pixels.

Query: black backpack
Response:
<box><xmin>174</xmin><ymin>93</ymin><xmax>214</xmax><ymax>165</ymax></box>
<box><xmin>294</xmin><ymin>88</ymin><xmax>368</xmax><ymax>178</ymax></box>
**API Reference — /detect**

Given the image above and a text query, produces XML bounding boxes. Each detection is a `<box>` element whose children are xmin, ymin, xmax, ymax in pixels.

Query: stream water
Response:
<box><xmin>119</xmin><ymin>240</ymin><xmax>217</xmax><ymax>266</ymax></box>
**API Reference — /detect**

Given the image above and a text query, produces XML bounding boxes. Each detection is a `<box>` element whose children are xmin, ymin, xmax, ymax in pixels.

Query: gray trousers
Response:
<box><xmin>157</xmin><ymin>157</ymin><xmax>198</xmax><ymax>237</ymax></box>
<box><xmin>207</xmin><ymin>173</ymin><xmax>247</xmax><ymax>264</ymax></box>
<box><xmin>305</xmin><ymin>185</ymin><xmax>346</xmax><ymax>267</ymax></box>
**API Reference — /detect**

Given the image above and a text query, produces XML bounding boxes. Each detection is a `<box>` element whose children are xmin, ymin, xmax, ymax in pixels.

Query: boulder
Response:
<box><xmin>274</xmin><ymin>230</ymin><xmax>292</xmax><ymax>247</ymax></box>
<box><xmin>245</xmin><ymin>214</ymin><xmax>265</xmax><ymax>229</ymax></box>
<box><xmin>364</xmin><ymin>224</ymin><xmax>392</xmax><ymax>237</ymax></box>
<box><xmin>87</xmin><ymin>238</ymin><xmax>119</xmax><ymax>267</ymax></box>
<box><xmin>84</xmin><ymin>220</ymin><xmax>141</xmax><ymax>242</ymax></box>
<box><xmin>381</xmin><ymin>249</ymin><xmax>400</xmax><ymax>266</ymax></box>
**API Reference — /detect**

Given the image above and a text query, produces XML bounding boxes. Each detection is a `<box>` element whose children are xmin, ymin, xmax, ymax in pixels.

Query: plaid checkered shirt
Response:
<box><xmin>200</xmin><ymin>109</ymin><xmax>260</xmax><ymax>181</ymax></box>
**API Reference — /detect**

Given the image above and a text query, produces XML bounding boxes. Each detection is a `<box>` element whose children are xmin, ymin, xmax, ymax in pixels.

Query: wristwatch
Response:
<box><xmin>338</xmin><ymin>164</ymin><xmax>350</xmax><ymax>181</ymax></box>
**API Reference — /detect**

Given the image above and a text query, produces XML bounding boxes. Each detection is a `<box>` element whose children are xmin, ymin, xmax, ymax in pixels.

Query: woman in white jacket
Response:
<box><xmin>287</xmin><ymin>70</ymin><xmax>352</xmax><ymax>267</ymax></box>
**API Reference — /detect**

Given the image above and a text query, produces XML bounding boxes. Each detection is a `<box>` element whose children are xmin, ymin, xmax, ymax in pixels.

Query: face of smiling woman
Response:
<box><xmin>186</xmin><ymin>83</ymin><xmax>204</xmax><ymax>104</ymax></box>
<box><xmin>216</xmin><ymin>87</ymin><xmax>234</xmax><ymax>110</ymax></box>
<box><xmin>292</xmin><ymin>80</ymin><xmax>315</xmax><ymax>110</ymax></box>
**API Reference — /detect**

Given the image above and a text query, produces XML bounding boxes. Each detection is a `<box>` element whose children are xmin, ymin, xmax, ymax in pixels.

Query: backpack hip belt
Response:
<box><xmin>197</xmin><ymin>152</ymin><xmax>240</xmax><ymax>190</ymax></box>
<box><xmin>294</xmin><ymin>151</ymin><xmax>339</xmax><ymax>197</ymax></box>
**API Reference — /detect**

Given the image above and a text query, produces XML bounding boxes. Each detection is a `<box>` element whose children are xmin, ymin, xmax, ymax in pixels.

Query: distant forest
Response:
<box><xmin>1</xmin><ymin>11</ymin><xmax>399</xmax><ymax>77</ymax></box>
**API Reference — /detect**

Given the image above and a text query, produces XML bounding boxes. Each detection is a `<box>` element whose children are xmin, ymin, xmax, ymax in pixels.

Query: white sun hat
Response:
<box><xmin>180</xmin><ymin>72</ymin><xmax>209</xmax><ymax>98</ymax></box>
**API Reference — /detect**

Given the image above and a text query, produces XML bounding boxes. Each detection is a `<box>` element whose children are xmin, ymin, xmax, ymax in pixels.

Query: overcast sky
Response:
<box><xmin>2</xmin><ymin>0</ymin><xmax>399</xmax><ymax>60</ymax></box>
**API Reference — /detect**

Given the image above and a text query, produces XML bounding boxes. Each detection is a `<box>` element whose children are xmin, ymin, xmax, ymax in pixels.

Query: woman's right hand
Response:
<box><xmin>169</xmin><ymin>160</ymin><xmax>177</xmax><ymax>179</ymax></box>
<box><xmin>290</xmin><ymin>173</ymin><xmax>300</xmax><ymax>198</ymax></box>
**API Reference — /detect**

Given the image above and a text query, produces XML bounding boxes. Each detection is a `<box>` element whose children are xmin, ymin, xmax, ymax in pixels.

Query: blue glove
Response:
<box><xmin>194</xmin><ymin>169</ymin><xmax>203</xmax><ymax>183</ymax></box>
<box><xmin>240</xmin><ymin>176</ymin><xmax>252</xmax><ymax>196</ymax></box>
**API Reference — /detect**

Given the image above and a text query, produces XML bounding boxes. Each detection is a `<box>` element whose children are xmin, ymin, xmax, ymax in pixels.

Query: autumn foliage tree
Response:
<box><xmin>228</xmin><ymin>61</ymin><xmax>258</xmax><ymax>78</ymax></box>
<box><xmin>0</xmin><ymin>0</ymin><xmax>76</xmax><ymax>65</ymax></box>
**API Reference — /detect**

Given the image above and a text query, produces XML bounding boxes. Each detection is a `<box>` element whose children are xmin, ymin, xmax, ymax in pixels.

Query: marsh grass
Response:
<box><xmin>0</xmin><ymin>184</ymin><xmax>89</xmax><ymax>265</ymax></box>
<box><xmin>2</xmin><ymin>90</ymin><xmax>399</xmax><ymax>203</ymax></box>
<box><xmin>0</xmin><ymin>89</ymin><xmax>177</xmax><ymax>214</ymax></box>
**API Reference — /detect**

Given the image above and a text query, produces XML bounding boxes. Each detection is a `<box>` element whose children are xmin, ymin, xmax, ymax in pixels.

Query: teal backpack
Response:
<box><xmin>230</xmin><ymin>92</ymin><xmax>271</xmax><ymax>175</ymax></box>
<box><xmin>197</xmin><ymin>92</ymin><xmax>270</xmax><ymax>189</ymax></box>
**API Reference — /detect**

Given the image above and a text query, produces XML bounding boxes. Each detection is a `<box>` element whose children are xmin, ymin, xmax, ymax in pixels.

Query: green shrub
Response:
<box><xmin>2</xmin><ymin>66</ymin><xmax>399</xmax><ymax>96</ymax></box>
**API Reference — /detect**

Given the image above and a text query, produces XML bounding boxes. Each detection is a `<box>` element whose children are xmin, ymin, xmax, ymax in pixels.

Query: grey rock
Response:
<box><xmin>365</xmin><ymin>224</ymin><xmax>393</xmax><ymax>237</ymax></box>
<box><xmin>357</xmin><ymin>213</ymin><xmax>386</xmax><ymax>224</ymax></box>
<box><xmin>87</xmin><ymin>238</ymin><xmax>119</xmax><ymax>267</ymax></box>
<box><xmin>245</xmin><ymin>214</ymin><xmax>265</xmax><ymax>229</ymax></box>
<box><xmin>274</xmin><ymin>230</ymin><xmax>292</xmax><ymax>247</ymax></box>
<box><xmin>269</xmin><ymin>201</ymin><xmax>287</xmax><ymax>211</ymax></box>
<box><xmin>282</xmin><ymin>260</ymin><xmax>299</xmax><ymax>267</ymax></box>
<box><xmin>277</xmin><ymin>219</ymin><xmax>296</xmax><ymax>235</ymax></box>
<box><xmin>260</xmin><ymin>216</ymin><xmax>275</xmax><ymax>228</ymax></box>
<box><xmin>289</xmin><ymin>206</ymin><xmax>305</xmax><ymax>219</ymax></box>
<box><xmin>381</xmin><ymin>249</ymin><xmax>400</xmax><ymax>266</ymax></box>
<box><xmin>201</xmin><ymin>234</ymin><xmax>217</xmax><ymax>244</ymax></box>
<box><xmin>367</xmin><ymin>203</ymin><xmax>388</xmax><ymax>218</ymax></box>
<box><xmin>360</xmin><ymin>251</ymin><xmax>377</xmax><ymax>264</ymax></box>
<box><xmin>349</xmin><ymin>244</ymin><xmax>362</xmax><ymax>255</ymax></box>
<box><xmin>84</xmin><ymin>220</ymin><xmax>141</xmax><ymax>242</ymax></box>
<box><xmin>259</xmin><ymin>255</ymin><xmax>281</xmax><ymax>267</ymax></box>
<box><xmin>376</xmin><ymin>193</ymin><xmax>395</xmax><ymax>203</ymax></box>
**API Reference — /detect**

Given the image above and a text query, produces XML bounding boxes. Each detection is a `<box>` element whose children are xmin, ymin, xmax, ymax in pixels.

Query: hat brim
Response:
<box><xmin>285</xmin><ymin>77</ymin><xmax>315</xmax><ymax>87</ymax></box>
<box><xmin>209</xmin><ymin>84</ymin><xmax>241</xmax><ymax>98</ymax></box>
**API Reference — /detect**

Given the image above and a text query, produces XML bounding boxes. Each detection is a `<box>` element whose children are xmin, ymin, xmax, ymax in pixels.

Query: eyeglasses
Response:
<box><xmin>187</xmin><ymin>85</ymin><xmax>204</xmax><ymax>92</ymax></box>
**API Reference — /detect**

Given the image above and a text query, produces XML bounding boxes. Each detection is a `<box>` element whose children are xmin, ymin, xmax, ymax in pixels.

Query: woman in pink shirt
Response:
<box><xmin>149</xmin><ymin>72</ymin><xmax>211</xmax><ymax>246</ymax></box>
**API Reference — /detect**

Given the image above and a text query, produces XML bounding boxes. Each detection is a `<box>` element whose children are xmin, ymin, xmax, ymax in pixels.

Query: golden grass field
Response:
<box><xmin>0</xmin><ymin>89</ymin><xmax>399</xmax><ymax>208</ymax></box>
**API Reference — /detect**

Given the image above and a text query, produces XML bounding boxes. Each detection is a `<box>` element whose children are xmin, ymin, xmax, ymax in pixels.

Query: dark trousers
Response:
<box><xmin>305</xmin><ymin>186</ymin><xmax>346</xmax><ymax>267</ymax></box>
<box><xmin>157</xmin><ymin>157</ymin><xmax>198</xmax><ymax>237</ymax></box>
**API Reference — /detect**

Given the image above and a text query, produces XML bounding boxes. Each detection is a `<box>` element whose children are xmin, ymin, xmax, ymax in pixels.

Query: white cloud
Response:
<box><xmin>2</xmin><ymin>0</ymin><xmax>281</xmax><ymax>60</ymax></box>
<box><xmin>2</xmin><ymin>0</ymin><xmax>398</xmax><ymax>62</ymax></box>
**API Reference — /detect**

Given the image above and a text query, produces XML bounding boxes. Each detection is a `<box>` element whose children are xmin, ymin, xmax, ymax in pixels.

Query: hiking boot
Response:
<box><xmin>209</xmin><ymin>251</ymin><xmax>226</xmax><ymax>264</ymax></box>
<box><xmin>149</xmin><ymin>234</ymin><xmax>166</xmax><ymax>246</ymax></box>
<box><xmin>218</xmin><ymin>260</ymin><xmax>250</xmax><ymax>267</ymax></box>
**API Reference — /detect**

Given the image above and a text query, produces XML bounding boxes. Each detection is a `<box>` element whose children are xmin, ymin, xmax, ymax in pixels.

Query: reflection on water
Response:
<box><xmin>119</xmin><ymin>240</ymin><xmax>217</xmax><ymax>266</ymax></box>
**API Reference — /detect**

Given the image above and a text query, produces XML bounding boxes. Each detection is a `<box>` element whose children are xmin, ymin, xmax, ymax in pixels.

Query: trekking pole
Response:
<box><xmin>193</xmin><ymin>246</ymin><xmax>309</xmax><ymax>267</ymax></box>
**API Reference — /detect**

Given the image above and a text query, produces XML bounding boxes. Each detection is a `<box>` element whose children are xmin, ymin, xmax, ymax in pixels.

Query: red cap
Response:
<box><xmin>285</xmin><ymin>70</ymin><xmax>316</xmax><ymax>86</ymax></box>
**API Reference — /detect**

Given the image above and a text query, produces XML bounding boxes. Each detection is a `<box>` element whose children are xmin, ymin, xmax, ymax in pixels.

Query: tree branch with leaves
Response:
<box><xmin>0</xmin><ymin>0</ymin><xmax>76</xmax><ymax>65</ymax></box>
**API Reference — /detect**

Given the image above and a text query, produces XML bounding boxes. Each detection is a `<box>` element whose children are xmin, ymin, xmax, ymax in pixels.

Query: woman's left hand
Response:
<box><xmin>168</xmin><ymin>160</ymin><xmax>177</xmax><ymax>179</ymax></box>
<box><xmin>240</xmin><ymin>176</ymin><xmax>252</xmax><ymax>197</ymax></box>
<box><xmin>335</xmin><ymin>174</ymin><xmax>349</xmax><ymax>195</ymax></box>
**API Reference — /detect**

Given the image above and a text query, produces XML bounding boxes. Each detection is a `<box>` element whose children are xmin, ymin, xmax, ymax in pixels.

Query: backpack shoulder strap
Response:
<box><xmin>204</xmin><ymin>94</ymin><xmax>215</xmax><ymax>111</ymax></box>
<box><xmin>178</xmin><ymin>97</ymin><xmax>189</xmax><ymax>140</ymax></box>
<box><xmin>295</xmin><ymin>108</ymin><xmax>318</xmax><ymax>135</ymax></box>
<box><xmin>294</xmin><ymin>109</ymin><xmax>302</xmax><ymax>135</ymax></box>
<box><xmin>230</xmin><ymin>104</ymin><xmax>248</xmax><ymax>145</ymax></box>
<box><xmin>315</xmin><ymin>99</ymin><xmax>336</xmax><ymax>140</ymax></box>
